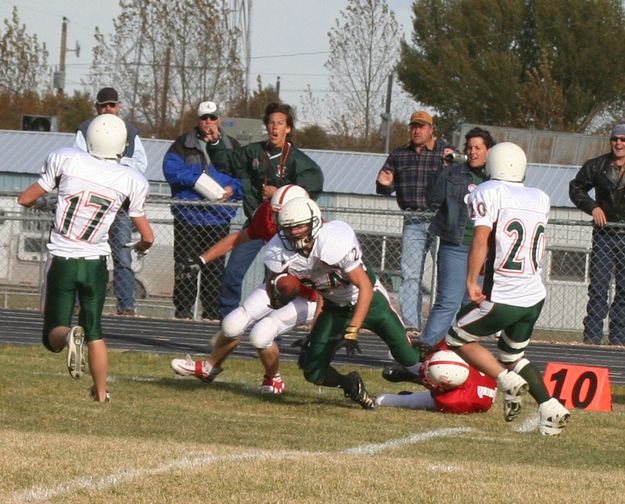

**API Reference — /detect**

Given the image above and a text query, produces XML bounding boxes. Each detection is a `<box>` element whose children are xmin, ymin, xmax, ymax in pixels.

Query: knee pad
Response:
<box><xmin>221</xmin><ymin>306</ymin><xmax>251</xmax><ymax>338</ymax></box>
<box><xmin>249</xmin><ymin>317</ymin><xmax>280</xmax><ymax>349</ymax></box>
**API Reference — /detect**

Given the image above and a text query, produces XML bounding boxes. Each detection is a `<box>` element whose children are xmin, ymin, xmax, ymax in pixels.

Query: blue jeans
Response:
<box><xmin>420</xmin><ymin>240</ymin><xmax>470</xmax><ymax>346</ymax></box>
<box><xmin>109</xmin><ymin>210</ymin><xmax>134</xmax><ymax>312</ymax></box>
<box><xmin>219</xmin><ymin>238</ymin><xmax>264</xmax><ymax>319</ymax></box>
<box><xmin>398</xmin><ymin>217</ymin><xmax>433</xmax><ymax>329</ymax></box>
<box><xmin>584</xmin><ymin>229</ymin><xmax>625</xmax><ymax>344</ymax></box>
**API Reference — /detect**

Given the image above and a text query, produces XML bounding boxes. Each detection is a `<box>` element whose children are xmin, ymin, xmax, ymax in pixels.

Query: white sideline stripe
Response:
<box><xmin>13</xmin><ymin>428</ymin><xmax>472</xmax><ymax>502</ymax></box>
<box><xmin>342</xmin><ymin>427</ymin><xmax>474</xmax><ymax>455</ymax></box>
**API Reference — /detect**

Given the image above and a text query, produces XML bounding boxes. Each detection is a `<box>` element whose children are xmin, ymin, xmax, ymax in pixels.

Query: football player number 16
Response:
<box><xmin>543</xmin><ymin>362</ymin><xmax>612</xmax><ymax>412</ymax></box>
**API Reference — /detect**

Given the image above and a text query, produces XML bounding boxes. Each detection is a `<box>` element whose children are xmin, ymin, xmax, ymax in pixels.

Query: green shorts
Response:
<box><xmin>42</xmin><ymin>255</ymin><xmax>108</xmax><ymax>350</ymax></box>
<box><xmin>446</xmin><ymin>299</ymin><xmax>544</xmax><ymax>363</ymax></box>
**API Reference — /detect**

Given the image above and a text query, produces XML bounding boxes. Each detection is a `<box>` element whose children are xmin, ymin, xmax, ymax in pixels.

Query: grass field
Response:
<box><xmin>1</xmin><ymin>344</ymin><xmax>624</xmax><ymax>504</ymax></box>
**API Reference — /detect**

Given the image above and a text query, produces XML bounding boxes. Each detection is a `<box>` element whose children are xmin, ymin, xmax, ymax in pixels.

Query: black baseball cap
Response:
<box><xmin>96</xmin><ymin>87</ymin><xmax>120</xmax><ymax>105</ymax></box>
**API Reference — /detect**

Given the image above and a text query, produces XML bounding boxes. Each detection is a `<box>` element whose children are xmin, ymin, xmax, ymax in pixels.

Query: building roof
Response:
<box><xmin>0</xmin><ymin>129</ymin><xmax>580</xmax><ymax>206</ymax></box>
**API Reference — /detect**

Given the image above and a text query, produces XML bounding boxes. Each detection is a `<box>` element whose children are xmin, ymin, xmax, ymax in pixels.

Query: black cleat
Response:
<box><xmin>344</xmin><ymin>372</ymin><xmax>376</xmax><ymax>410</ymax></box>
<box><xmin>382</xmin><ymin>364</ymin><xmax>420</xmax><ymax>384</ymax></box>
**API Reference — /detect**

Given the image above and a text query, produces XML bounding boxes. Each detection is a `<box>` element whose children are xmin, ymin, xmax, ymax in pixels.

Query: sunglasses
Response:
<box><xmin>199</xmin><ymin>114</ymin><xmax>219</xmax><ymax>121</ymax></box>
<box><xmin>610</xmin><ymin>136</ymin><xmax>625</xmax><ymax>142</ymax></box>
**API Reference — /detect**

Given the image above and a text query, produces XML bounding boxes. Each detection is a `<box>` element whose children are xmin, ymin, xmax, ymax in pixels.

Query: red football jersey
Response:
<box><xmin>432</xmin><ymin>368</ymin><xmax>497</xmax><ymax>414</ymax></box>
<box><xmin>246</xmin><ymin>201</ymin><xmax>278</xmax><ymax>242</ymax></box>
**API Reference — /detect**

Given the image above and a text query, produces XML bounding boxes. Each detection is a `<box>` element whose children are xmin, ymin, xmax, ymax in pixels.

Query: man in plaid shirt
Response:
<box><xmin>376</xmin><ymin>111</ymin><xmax>449</xmax><ymax>332</ymax></box>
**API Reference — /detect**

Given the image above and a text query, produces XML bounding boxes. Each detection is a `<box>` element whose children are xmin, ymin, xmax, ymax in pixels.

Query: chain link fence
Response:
<box><xmin>0</xmin><ymin>192</ymin><xmax>606</xmax><ymax>338</ymax></box>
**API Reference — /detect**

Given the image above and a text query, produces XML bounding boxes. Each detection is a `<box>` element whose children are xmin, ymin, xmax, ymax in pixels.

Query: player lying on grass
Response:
<box><xmin>17</xmin><ymin>114</ymin><xmax>154</xmax><ymax>402</ymax></box>
<box><xmin>447</xmin><ymin>142</ymin><xmax>570</xmax><ymax>436</ymax></box>
<box><xmin>263</xmin><ymin>197</ymin><xmax>425</xmax><ymax>409</ymax></box>
<box><xmin>170</xmin><ymin>185</ymin><xmax>318</xmax><ymax>394</ymax></box>
<box><xmin>376</xmin><ymin>343</ymin><xmax>497</xmax><ymax>413</ymax></box>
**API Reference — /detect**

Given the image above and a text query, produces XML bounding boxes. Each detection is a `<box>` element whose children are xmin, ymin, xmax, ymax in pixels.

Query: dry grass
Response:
<box><xmin>1</xmin><ymin>344</ymin><xmax>624</xmax><ymax>503</ymax></box>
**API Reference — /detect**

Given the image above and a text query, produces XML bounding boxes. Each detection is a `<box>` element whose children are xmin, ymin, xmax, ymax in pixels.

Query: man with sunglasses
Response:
<box><xmin>570</xmin><ymin>124</ymin><xmax>625</xmax><ymax>345</ymax></box>
<box><xmin>74</xmin><ymin>87</ymin><xmax>148</xmax><ymax>316</ymax></box>
<box><xmin>162</xmin><ymin>101</ymin><xmax>243</xmax><ymax>320</ymax></box>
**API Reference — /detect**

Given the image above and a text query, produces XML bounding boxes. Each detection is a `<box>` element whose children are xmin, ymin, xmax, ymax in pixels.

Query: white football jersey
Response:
<box><xmin>466</xmin><ymin>179</ymin><xmax>549</xmax><ymax>306</ymax></box>
<box><xmin>264</xmin><ymin>220</ymin><xmax>364</xmax><ymax>306</ymax></box>
<box><xmin>37</xmin><ymin>147</ymin><xmax>149</xmax><ymax>258</ymax></box>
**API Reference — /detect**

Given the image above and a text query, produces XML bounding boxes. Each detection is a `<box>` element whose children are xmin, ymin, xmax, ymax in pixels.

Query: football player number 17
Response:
<box><xmin>543</xmin><ymin>362</ymin><xmax>612</xmax><ymax>412</ymax></box>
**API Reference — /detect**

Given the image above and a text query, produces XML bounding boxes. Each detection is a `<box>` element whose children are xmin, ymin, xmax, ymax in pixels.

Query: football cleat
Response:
<box><xmin>497</xmin><ymin>370</ymin><xmax>528</xmax><ymax>421</ymax></box>
<box><xmin>170</xmin><ymin>355</ymin><xmax>223</xmax><ymax>383</ymax></box>
<box><xmin>67</xmin><ymin>326</ymin><xmax>86</xmax><ymax>379</ymax></box>
<box><xmin>381</xmin><ymin>364</ymin><xmax>419</xmax><ymax>384</ymax></box>
<box><xmin>503</xmin><ymin>394</ymin><xmax>522</xmax><ymax>422</ymax></box>
<box><xmin>538</xmin><ymin>398</ymin><xmax>571</xmax><ymax>437</ymax></box>
<box><xmin>260</xmin><ymin>373</ymin><xmax>286</xmax><ymax>394</ymax></box>
<box><xmin>90</xmin><ymin>385</ymin><xmax>111</xmax><ymax>403</ymax></box>
<box><xmin>344</xmin><ymin>372</ymin><xmax>376</xmax><ymax>410</ymax></box>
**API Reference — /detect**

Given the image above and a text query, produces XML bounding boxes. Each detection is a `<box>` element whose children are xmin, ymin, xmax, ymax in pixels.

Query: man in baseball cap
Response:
<box><xmin>95</xmin><ymin>87</ymin><xmax>120</xmax><ymax>105</ymax></box>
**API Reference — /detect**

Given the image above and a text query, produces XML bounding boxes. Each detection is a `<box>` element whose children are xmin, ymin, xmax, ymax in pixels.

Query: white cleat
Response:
<box><xmin>67</xmin><ymin>326</ymin><xmax>86</xmax><ymax>379</ymax></box>
<box><xmin>538</xmin><ymin>398</ymin><xmax>571</xmax><ymax>436</ymax></box>
<box><xmin>170</xmin><ymin>355</ymin><xmax>223</xmax><ymax>383</ymax></box>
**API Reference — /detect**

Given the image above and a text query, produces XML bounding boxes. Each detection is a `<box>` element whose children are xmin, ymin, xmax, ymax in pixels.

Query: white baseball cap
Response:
<box><xmin>197</xmin><ymin>101</ymin><xmax>220</xmax><ymax>118</ymax></box>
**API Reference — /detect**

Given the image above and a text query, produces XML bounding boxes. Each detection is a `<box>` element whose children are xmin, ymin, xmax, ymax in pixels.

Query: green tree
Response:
<box><xmin>0</xmin><ymin>7</ymin><xmax>50</xmax><ymax>97</ymax></box>
<box><xmin>228</xmin><ymin>75</ymin><xmax>281</xmax><ymax>119</ymax></box>
<box><xmin>397</xmin><ymin>0</ymin><xmax>625</xmax><ymax>132</ymax></box>
<box><xmin>325</xmin><ymin>0</ymin><xmax>401</xmax><ymax>140</ymax></box>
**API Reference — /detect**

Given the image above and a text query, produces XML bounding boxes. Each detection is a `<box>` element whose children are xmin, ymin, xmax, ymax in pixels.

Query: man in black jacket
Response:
<box><xmin>569</xmin><ymin>124</ymin><xmax>625</xmax><ymax>345</ymax></box>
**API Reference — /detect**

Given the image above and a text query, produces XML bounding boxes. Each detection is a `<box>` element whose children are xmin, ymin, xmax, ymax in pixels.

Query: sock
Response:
<box><xmin>518</xmin><ymin>362</ymin><xmax>550</xmax><ymax>404</ymax></box>
<box><xmin>321</xmin><ymin>366</ymin><xmax>350</xmax><ymax>389</ymax></box>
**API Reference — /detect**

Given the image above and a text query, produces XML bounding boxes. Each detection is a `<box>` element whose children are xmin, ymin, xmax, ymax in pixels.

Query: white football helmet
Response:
<box><xmin>424</xmin><ymin>350</ymin><xmax>470</xmax><ymax>390</ymax></box>
<box><xmin>86</xmin><ymin>113</ymin><xmax>127</xmax><ymax>160</ymax></box>
<box><xmin>277</xmin><ymin>197</ymin><xmax>322</xmax><ymax>252</ymax></box>
<box><xmin>270</xmin><ymin>184</ymin><xmax>309</xmax><ymax>212</ymax></box>
<box><xmin>485</xmin><ymin>141</ymin><xmax>527</xmax><ymax>182</ymax></box>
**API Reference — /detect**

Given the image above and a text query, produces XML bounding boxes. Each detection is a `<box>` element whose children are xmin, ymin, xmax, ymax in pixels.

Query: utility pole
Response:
<box><xmin>54</xmin><ymin>17</ymin><xmax>80</xmax><ymax>99</ymax></box>
<box><xmin>381</xmin><ymin>74</ymin><xmax>393</xmax><ymax>154</ymax></box>
<box><xmin>276</xmin><ymin>76</ymin><xmax>280</xmax><ymax>98</ymax></box>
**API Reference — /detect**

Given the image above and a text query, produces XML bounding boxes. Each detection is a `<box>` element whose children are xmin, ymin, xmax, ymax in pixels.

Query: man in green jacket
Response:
<box><xmin>205</xmin><ymin>102</ymin><xmax>324</xmax><ymax>319</ymax></box>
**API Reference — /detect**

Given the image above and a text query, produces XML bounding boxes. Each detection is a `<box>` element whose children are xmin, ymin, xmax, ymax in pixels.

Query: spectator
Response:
<box><xmin>376</xmin><ymin>111</ymin><xmax>449</xmax><ymax>333</ymax></box>
<box><xmin>162</xmin><ymin>101</ymin><xmax>243</xmax><ymax>320</ymax></box>
<box><xmin>420</xmin><ymin>127</ymin><xmax>495</xmax><ymax>346</ymax></box>
<box><xmin>74</xmin><ymin>87</ymin><xmax>148</xmax><ymax>316</ymax></box>
<box><xmin>18</xmin><ymin>115</ymin><xmax>154</xmax><ymax>402</ymax></box>
<box><xmin>204</xmin><ymin>102</ymin><xmax>324</xmax><ymax>319</ymax></box>
<box><xmin>569</xmin><ymin>124</ymin><xmax>625</xmax><ymax>345</ymax></box>
<box><xmin>448</xmin><ymin>142</ymin><xmax>570</xmax><ymax>437</ymax></box>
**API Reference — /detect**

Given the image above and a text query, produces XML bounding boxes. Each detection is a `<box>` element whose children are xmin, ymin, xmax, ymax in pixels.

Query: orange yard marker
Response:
<box><xmin>543</xmin><ymin>362</ymin><xmax>612</xmax><ymax>412</ymax></box>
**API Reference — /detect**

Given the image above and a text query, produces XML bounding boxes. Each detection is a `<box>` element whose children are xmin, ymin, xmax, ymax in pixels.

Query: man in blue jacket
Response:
<box><xmin>163</xmin><ymin>101</ymin><xmax>243</xmax><ymax>320</ymax></box>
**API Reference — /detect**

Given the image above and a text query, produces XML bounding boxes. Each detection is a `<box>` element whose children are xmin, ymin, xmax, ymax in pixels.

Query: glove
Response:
<box><xmin>181</xmin><ymin>255</ymin><xmax>206</xmax><ymax>272</ymax></box>
<box><xmin>341</xmin><ymin>325</ymin><xmax>362</xmax><ymax>357</ymax></box>
<box><xmin>33</xmin><ymin>194</ymin><xmax>58</xmax><ymax>212</ymax></box>
<box><xmin>124</xmin><ymin>240</ymin><xmax>150</xmax><ymax>257</ymax></box>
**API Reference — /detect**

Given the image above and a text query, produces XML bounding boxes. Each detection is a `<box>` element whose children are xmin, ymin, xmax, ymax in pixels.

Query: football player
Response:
<box><xmin>170</xmin><ymin>185</ymin><xmax>318</xmax><ymax>394</ymax></box>
<box><xmin>17</xmin><ymin>114</ymin><xmax>154</xmax><ymax>402</ymax></box>
<box><xmin>446</xmin><ymin>142</ymin><xmax>571</xmax><ymax>436</ymax></box>
<box><xmin>376</xmin><ymin>343</ymin><xmax>497</xmax><ymax>413</ymax></box>
<box><xmin>263</xmin><ymin>197</ymin><xmax>425</xmax><ymax>409</ymax></box>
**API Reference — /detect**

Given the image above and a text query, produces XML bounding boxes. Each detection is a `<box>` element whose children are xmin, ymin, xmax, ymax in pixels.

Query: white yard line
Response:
<box><xmin>13</xmin><ymin>428</ymin><xmax>472</xmax><ymax>502</ymax></box>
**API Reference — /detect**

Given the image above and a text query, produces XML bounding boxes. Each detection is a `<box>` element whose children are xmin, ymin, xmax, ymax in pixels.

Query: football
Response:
<box><xmin>274</xmin><ymin>273</ymin><xmax>301</xmax><ymax>298</ymax></box>
<box><xmin>425</xmin><ymin>350</ymin><xmax>470</xmax><ymax>389</ymax></box>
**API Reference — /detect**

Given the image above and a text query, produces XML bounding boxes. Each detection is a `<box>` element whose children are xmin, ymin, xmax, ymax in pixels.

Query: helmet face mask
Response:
<box><xmin>86</xmin><ymin>113</ymin><xmax>127</xmax><ymax>160</ymax></box>
<box><xmin>277</xmin><ymin>197</ymin><xmax>322</xmax><ymax>253</ymax></box>
<box><xmin>485</xmin><ymin>142</ymin><xmax>527</xmax><ymax>182</ymax></box>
